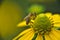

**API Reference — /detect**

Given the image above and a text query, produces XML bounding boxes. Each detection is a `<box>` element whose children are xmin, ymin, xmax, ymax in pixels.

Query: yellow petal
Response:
<box><xmin>49</xmin><ymin>30</ymin><xmax>58</xmax><ymax>40</ymax></box>
<box><xmin>45</xmin><ymin>12</ymin><xmax>52</xmax><ymax>18</ymax></box>
<box><xmin>18</xmin><ymin>29</ymin><xmax>34</xmax><ymax>40</ymax></box>
<box><xmin>54</xmin><ymin>22</ymin><xmax>60</xmax><ymax>27</ymax></box>
<box><xmin>54</xmin><ymin>23</ymin><xmax>60</xmax><ymax>27</ymax></box>
<box><xmin>45</xmin><ymin>35</ymin><xmax>51</xmax><ymax>40</ymax></box>
<box><xmin>55</xmin><ymin>30</ymin><xmax>60</xmax><ymax>33</ymax></box>
<box><xmin>52</xmin><ymin>14</ymin><xmax>60</xmax><ymax>27</ymax></box>
<box><xmin>52</xmin><ymin>14</ymin><xmax>60</xmax><ymax>23</ymax></box>
<box><xmin>25</xmin><ymin>32</ymin><xmax>34</xmax><ymax>40</ymax></box>
<box><xmin>36</xmin><ymin>34</ymin><xmax>43</xmax><ymax>40</ymax></box>
<box><xmin>31</xmin><ymin>20</ymin><xmax>34</xmax><ymax>22</ymax></box>
<box><xmin>13</xmin><ymin>28</ymin><xmax>33</xmax><ymax>40</ymax></box>
<box><xmin>17</xmin><ymin>21</ymin><xmax>26</xmax><ymax>27</ymax></box>
<box><xmin>52</xmin><ymin>30</ymin><xmax>60</xmax><ymax>40</ymax></box>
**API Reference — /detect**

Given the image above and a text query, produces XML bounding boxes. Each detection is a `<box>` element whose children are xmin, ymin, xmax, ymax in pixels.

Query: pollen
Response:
<box><xmin>32</xmin><ymin>14</ymin><xmax>54</xmax><ymax>35</ymax></box>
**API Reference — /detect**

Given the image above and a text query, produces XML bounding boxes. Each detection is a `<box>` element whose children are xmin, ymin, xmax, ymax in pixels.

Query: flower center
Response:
<box><xmin>32</xmin><ymin>14</ymin><xmax>53</xmax><ymax>35</ymax></box>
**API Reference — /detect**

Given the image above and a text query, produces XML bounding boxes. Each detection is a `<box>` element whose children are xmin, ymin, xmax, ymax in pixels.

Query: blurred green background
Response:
<box><xmin>0</xmin><ymin>0</ymin><xmax>60</xmax><ymax>40</ymax></box>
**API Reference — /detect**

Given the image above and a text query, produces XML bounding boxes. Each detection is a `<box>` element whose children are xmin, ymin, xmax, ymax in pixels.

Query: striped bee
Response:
<box><xmin>24</xmin><ymin>12</ymin><xmax>36</xmax><ymax>25</ymax></box>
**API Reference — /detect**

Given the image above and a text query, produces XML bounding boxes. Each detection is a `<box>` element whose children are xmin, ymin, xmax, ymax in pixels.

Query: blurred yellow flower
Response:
<box><xmin>13</xmin><ymin>13</ymin><xmax>60</xmax><ymax>40</ymax></box>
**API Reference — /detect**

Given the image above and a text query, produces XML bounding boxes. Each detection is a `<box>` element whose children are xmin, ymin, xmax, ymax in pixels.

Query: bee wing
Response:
<box><xmin>24</xmin><ymin>13</ymin><xmax>31</xmax><ymax>20</ymax></box>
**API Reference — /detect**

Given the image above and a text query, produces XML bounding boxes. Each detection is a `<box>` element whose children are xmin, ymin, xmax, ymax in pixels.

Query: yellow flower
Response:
<box><xmin>13</xmin><ymin>13</ymin><xmax>60</xmax><ymax>40</ymax></box>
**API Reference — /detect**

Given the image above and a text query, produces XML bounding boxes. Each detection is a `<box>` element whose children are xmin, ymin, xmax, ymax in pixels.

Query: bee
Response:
<box><xmin>24</xmin><ymin>12</ymin><xmax>36</xmax><ymax>25</ymax></box>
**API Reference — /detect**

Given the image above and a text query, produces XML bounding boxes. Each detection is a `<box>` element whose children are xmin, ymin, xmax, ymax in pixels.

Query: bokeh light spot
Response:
<box><xmin>28</xmin><ymin>4</ymin><xmax>45</xmax><ymax>14</ymax></box>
